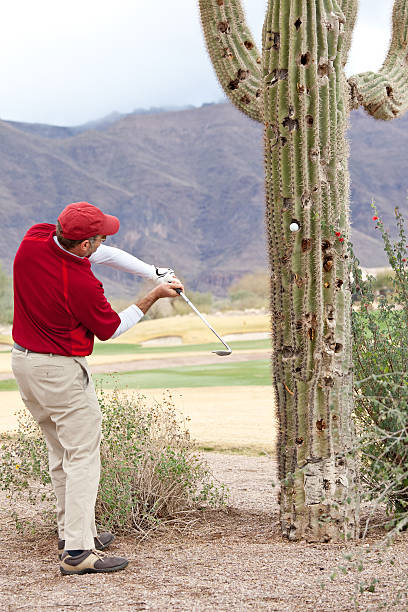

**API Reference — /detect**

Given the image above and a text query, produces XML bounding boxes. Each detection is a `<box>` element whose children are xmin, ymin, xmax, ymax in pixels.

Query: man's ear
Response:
<box><xmin>79</xmin><ymin>239</ymin><xmax>90</xmax><ymax>253</ymax></box>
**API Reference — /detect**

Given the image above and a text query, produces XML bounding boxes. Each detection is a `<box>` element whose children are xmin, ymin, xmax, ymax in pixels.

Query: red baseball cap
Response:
<box><xmin>58</xmin><ymin>202</ymin><xmax>120</xmax><ymax>240</ymax></box>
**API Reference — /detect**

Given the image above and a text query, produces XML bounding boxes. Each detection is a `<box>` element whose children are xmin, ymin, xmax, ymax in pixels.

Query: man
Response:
<box><xmin>11</xmin><ymin>201</ymin><xmax>184</xmax><ymax>576</ymax></box>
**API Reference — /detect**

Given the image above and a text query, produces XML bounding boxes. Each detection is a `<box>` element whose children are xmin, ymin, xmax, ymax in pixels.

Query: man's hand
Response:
<box><xmin>155</xmin><ymin>280</ymin><xmax>184</xmax><ymax>298</ymax></box>
<box><xmin>155</xmin><ymin>267</ymin><xmax>181</xmax><ymax>285</ymax></box>
<box><xmin>136</xmin><ymin>281</ymin><xmax>184</xmax><ymax>314</ymax></box>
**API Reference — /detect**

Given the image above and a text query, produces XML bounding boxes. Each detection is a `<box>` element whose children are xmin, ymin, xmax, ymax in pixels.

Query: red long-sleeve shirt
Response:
<box><xmin>12</xmin><ymin>224</ymin><xmax>120</xmax><ymax>356</ymax></box>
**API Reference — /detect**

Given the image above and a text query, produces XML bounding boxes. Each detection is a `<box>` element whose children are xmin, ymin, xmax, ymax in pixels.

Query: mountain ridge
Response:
<box><xmin>0</xmin><ymin>103</ymin><xmax>407</xmax><ymax>296</ymax></box>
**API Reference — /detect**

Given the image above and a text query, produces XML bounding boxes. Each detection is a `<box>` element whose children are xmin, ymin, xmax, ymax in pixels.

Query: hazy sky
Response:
<box><xmin>0</xmin><ymin>0</ymin><xmax>395</xmax><ymax>126</ymax></box>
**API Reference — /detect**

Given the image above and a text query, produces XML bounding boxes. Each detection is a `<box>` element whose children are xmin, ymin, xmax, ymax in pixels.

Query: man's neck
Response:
<box><xmin>54</xmin><ymin>236</ymin><xmax>84</xmax><ymax>259</ymax></box>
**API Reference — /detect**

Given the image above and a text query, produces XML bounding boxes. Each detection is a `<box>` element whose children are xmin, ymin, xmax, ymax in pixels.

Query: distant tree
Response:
<box><xmin>228</xmin><ymin>270</ymin><xmax>269</xmax><ymax>309</ymax></box>
<box><xmin>0</xmin><ymin>263</ymin><xmax>13</xmax><ymax>325</ymax></box>
<box><xmin>372</xmin><ymin>270</ymin><xmax>396</xmax><ymax>296</ymax></box>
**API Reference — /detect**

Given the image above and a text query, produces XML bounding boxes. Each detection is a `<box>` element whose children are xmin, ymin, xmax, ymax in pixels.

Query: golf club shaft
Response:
<box><xmin>176</xmin><ymin>290</ymin><xmax>231</xmax><ymax>351</ymax></box>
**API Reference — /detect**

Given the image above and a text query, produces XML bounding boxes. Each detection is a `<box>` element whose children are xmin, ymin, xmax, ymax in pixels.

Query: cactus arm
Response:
<box><xmin>348</xmin><ymin>0</ymin><xmax>408</xmax><ymax>120</ymax></box>
<box><xmin>198</xmin><ymin>0</ymin><xmax>263</xmax><ymax>122</ymax></box>
<box><xmin>338</xmin><ymin>0</ymin><xmax>358</xmax><ymax>65</ymax></box>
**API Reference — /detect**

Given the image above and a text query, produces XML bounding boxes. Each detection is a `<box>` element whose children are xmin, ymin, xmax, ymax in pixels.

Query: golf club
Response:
<box><xmin>175</xmin><ymin>289</ymin><xmax>232</xmax><ymax>356</ymax></box>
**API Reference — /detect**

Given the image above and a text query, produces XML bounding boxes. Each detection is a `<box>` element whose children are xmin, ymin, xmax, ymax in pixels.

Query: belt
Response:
<box><xmin>13</xmin><ymin>343</ymin><xmax>54</xmax><ymax>356</ymax></box>
<box><xmin>14</xmin><ymin>342</ymin><xmax>31</xmax><ymax>352</ymax></box>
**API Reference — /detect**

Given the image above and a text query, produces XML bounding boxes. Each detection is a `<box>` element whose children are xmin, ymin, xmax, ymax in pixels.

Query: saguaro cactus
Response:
<box><xmin>199</xmin><ymin>0</ymin><xmax>408</xmax><ymax>542</ymax></box>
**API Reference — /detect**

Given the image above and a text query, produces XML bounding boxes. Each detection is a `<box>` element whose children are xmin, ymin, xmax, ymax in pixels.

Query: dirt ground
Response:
<box><xmin>1</xmin><ymin>453</ymin><xmax>408</xmax><ymax>611</ymax></box>
<box><xmin>1</xmin><ymin>336</ymin><xmax>407</xmax><ymax>610</ymax></box>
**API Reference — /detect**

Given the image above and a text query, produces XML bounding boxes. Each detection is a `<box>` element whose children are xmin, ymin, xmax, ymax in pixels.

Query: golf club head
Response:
<box><xmin>176</xmin><ymin>290</ymin><xmax>232</xmax><ymax>357</ymax></box>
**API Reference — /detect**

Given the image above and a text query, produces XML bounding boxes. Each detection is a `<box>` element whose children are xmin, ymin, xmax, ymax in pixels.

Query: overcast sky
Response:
<box><xmin>0</xmin><ymin>0</ymin><xmax>394</xmax><ymax>126</ymax></box>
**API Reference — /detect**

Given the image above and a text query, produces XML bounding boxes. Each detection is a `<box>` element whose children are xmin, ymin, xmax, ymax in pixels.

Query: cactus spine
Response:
<box><xmin>199</xmin><ymin>0</ymin><xmax>408</xmax><ymax>542</ymax></box>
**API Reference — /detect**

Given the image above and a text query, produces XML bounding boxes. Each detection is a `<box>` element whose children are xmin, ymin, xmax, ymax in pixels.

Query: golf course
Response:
<box><xmin>0</xmin><ymin>311</ymin><xmax>278</xmax><ymax>453</ymax></box>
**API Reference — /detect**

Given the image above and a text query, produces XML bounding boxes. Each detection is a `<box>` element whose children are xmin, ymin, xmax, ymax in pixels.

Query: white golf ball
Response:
<box><xmin>289</xmin><ymin>222</ymin><xmax>300</xmax><ymax>232</ymax></box>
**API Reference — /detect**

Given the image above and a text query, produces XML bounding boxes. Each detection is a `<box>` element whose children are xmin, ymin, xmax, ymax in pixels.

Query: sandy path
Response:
<box><xmin>0</xmin><ymin>386</ymin><xmax>277</xmax><ymax>452</ymax></box>
<box><xmin>89</xmin><ymin>350</ymin><xmax>269</xmax><ymax>373</ymax></box>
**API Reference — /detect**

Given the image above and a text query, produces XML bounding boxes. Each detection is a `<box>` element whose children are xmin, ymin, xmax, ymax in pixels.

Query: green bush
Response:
<box><xmin>0</xmin><ymin>388</ymin><xmax>228</xmax><ymax>536</ymax></box>
<box><xmin>351</xmin><ymin>207</ymin><xmax>408</xmax><ymax>518</ymax></box>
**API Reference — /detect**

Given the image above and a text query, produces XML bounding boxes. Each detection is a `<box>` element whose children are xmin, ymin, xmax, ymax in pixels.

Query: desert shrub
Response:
<box><xmin>351</xmin><ymin>207</ymin><xmax>408</xmax><ymax>518</ymax></box>
<box><xmin>0</xmin><ymin>388</ymin><xmax>228</xmax><ymax>536</ymax></box>
<box><xmin>96</xmin><ymin>388</ymin><xmax>227</xmax><ymax>534</ymax></box>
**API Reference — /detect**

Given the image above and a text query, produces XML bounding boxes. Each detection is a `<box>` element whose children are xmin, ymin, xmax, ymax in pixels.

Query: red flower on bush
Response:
<box><xmin>335</xmin><ymin>231</ymin><xmax>341</xmax><ymax>237</ymax></box>
<box><xmin>372</xmin><ymin>216</ymin><xmax>378</xmax><ymax>221</ymax></box>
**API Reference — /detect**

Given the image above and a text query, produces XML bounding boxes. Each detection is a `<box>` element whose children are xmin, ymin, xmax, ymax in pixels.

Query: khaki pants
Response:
<box><xmin>12</xmin><ymin>349</ymin><xmax>102</xmax><ymax>550</ymax></box>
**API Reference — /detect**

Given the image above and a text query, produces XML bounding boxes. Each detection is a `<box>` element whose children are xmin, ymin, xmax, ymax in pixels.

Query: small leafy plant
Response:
<box><xmin>0</xmin><ymin>388</ymin><xmax>228</xmax><ymax>536</ymax></box>
<box><xmin>326</xmin><ymin>208</ymin><xmax>408</xmax><ymax>607</ymax></box>
<box><xmin>351</xmin><ymin>206</ymin><xmax>408</xmax><ymax>519</ymax></box>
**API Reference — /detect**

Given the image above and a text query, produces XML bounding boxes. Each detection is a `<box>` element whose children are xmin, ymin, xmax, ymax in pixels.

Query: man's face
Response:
<box><xmin>84</xmin><ymin>235</ymin><xmax>106</xmax><ymax>257</ymax></box>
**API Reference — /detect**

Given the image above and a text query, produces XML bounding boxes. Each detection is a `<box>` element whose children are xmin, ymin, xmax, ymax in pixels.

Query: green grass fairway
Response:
<box><xmin>0</xmin><ymin>360</ymin><xmax>271</xmax><ymax>392</ymax></box>
<box><xmin>92</xmin><ymin>338</ymin><xmax>271</xmax><ymax>355</ymax></box>
<box><xmin>0</xmin><ymin>379</ymin><xmax>18</xmax><ymax>391</ymax></box>
<box><xmin>92</xmin><ymin>360</ymin><xmax>270</xmax><ymax>389</ymax></box>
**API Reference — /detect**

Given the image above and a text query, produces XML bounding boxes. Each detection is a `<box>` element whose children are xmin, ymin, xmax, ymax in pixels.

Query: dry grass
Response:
<box><xmin>107</xmin><ymin>312</ymin><xmax>270</xmax><ymax>346</ymax></box>
<box><xmin>0</xmin><ymin>335</ymin><xmax>12</xmax><ymax>347</ymax></box>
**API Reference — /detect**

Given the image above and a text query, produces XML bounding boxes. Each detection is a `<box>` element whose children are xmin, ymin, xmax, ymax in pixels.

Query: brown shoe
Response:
<box><xmin>60</xmin><ymin>549</ymin><xmax>128</xmax><ymax>575</ymax></box>
<box><xmin>58</xmin><ymin>532</ymin><xmax>114</xmax><ymax>559</ymax></box>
